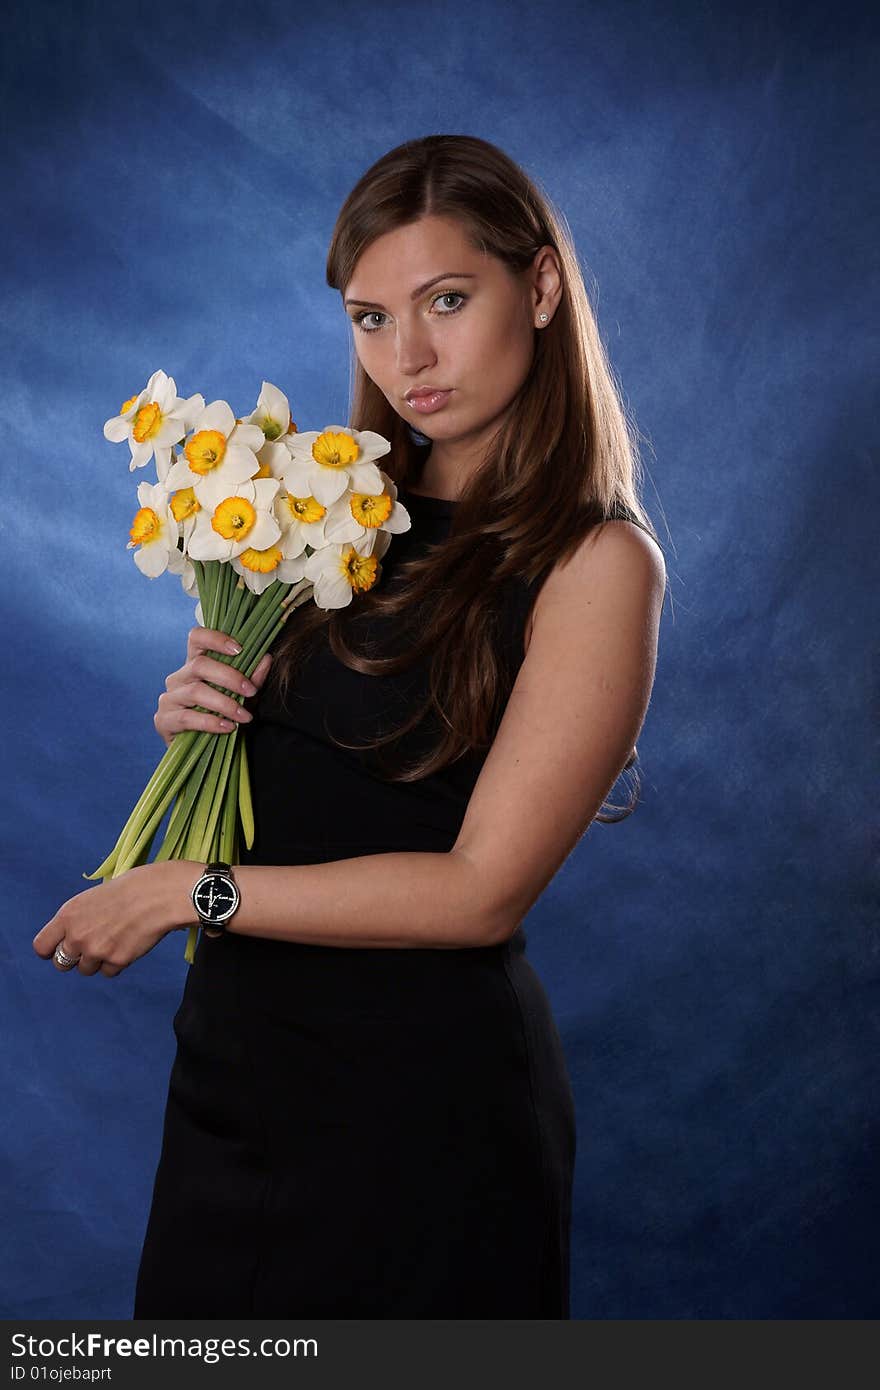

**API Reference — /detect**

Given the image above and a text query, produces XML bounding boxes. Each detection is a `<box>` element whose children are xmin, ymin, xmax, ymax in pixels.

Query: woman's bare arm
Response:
<box><xmin>158</xmin><ymin>520</ymin><xmax>666</xmax><ymax>951</ymax></box>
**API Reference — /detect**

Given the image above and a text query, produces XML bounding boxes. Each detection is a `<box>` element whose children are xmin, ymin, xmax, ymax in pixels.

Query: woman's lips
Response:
<box><xmin>406</xmin><ymin>390</ymin><xmax>453</xmax><ymax>414</ymax></box>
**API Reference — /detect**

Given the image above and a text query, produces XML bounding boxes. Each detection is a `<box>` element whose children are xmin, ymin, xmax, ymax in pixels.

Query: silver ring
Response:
<box><xmin>53</xmin><ymin>944</ymin><xmax>81</xmax><ymax>971</ymax></box>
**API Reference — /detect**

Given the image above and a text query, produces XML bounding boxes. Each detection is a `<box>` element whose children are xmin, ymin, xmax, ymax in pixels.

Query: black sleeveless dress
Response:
<box><xmin>133</xmin><ymin>487</ymin><xmax>577</xmax><ymax>1319</ymax></box>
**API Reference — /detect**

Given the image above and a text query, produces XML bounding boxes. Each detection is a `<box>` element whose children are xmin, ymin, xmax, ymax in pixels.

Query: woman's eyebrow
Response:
<box><xmin>344</xmin><ymin>272</ymin><xmax>477</xmax><ymax>310</ymax></box>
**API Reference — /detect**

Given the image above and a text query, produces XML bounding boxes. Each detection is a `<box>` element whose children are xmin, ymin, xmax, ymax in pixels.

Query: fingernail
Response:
<box><xmin>227</xmin><ymin>641</ymin><xmax>242</xmax><ymax>655</ymax></box>
<box><xmin>242</xmin><ymin>680</ymin><xmax>257</xmax><ymax>696</ymax></box>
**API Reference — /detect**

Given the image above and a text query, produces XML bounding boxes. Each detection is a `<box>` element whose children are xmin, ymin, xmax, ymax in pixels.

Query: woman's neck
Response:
<box><xmin>408</xmin><ymin>446</ymin><xmax>466</xmax><ymax>502</ymax></box>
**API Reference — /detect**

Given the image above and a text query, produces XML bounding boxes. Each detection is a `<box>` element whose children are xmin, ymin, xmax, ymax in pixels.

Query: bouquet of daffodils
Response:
<box><xmin>85</xmin><ymin>370</ymin><xmax>411</xmax><ymax>963</ymax></box>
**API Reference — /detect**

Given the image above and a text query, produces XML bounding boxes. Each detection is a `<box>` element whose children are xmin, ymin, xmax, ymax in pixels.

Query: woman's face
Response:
<box><xmin>343</xmin><ymin>214</ymin><xmax>554</xmax><ymax>466</ymax></box>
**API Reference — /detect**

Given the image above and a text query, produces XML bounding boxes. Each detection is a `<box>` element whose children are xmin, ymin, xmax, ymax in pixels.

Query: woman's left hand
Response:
<box><xmin>32</xmin><ymin>861</ymin><xmax>194</xmax><ymax>978</ymax></box>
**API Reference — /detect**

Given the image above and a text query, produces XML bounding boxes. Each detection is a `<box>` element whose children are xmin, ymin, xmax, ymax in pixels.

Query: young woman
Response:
<box><xmin>34</xmin><ymin>135</ymin><xmax>666</xmax><ymax>1318</ymax></box>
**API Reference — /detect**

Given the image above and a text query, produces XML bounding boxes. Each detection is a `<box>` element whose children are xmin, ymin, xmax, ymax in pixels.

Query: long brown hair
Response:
<box><xmin>267</xmin><ymin>134</ymin><xmax>664</xmax><ymax>821</ymax></box>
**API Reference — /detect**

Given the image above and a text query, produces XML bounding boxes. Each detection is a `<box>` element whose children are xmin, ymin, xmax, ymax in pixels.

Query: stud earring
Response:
<box><xmin>538</xmin><ymin>312</ymin><xmax>549</xmax><ymax>323</ymax></box>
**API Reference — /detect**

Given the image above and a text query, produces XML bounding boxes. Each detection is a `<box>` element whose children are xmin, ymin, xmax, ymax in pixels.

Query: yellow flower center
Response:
<box><xmin>350</xmin><ymin>491</ymin><xmax>392</xmax><ymax>528</ymax></box>
<box><xmin>239</xmin><ymin>544</ymin><xmax>283</xmax><ymax>574</ymax></box>
<box><xmin>121</xmin><ymin>394</ymin><xmax>140</xmax><ymax>415</ymax></box>
<box><xmin>285</xmin><ymin>494</ymin><xmax>326</xmax><ymax>524</ymax></box>
<box><xmin>253</xmin><ymin>458</ymin><xmax>273</xmax><ymax>479</ymax></box>
<box><xmin>212</xmin><ymin>496</ymin><xmax>257</xmax><ymax>540</ymax></box>
<box><xmin>170</xmin><ymin>487</ymin><xmax>201</xmax><ymax>522</ymax></box>
<box><xmin>185</xmin><ymin>429</ymin><xmax>228</xmax><ymax>475</ymax></box>
<box><xmin>342</xmin><ymin>545</ymin><xmax>379</xmax><ymax>593</ymax></box>
<box><xmin>312</xmin><ymin>429</ymin><xmax>359</xmax><ymax>469</ymax></box>
<box><xmin>129</xmin><ymin>506</ymin><xmax>161</xmax><ymax>546</ymax></box>
<box><xmin>132</xmin><ymin>402</ymin><xmax>163</xmax><ymax>443</ymax></box>
<box><xmin>259</xmin><ymin>416</ymin><xmax>283</xmax><ymax>442</ymax></box>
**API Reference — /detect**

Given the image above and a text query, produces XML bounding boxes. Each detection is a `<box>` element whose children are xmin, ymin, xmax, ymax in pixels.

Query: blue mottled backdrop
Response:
<box><xmin>2</xmin><ymin>0</ymin><xmax>877</xmax><ymax>1319</ymax></box>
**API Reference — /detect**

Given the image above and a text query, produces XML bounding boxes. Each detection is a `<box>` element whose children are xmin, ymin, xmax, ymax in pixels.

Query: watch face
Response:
<box><xmin>192</xmin><ymin>873</ymin><xmax>240</xmax><ymax>923</ymax></box>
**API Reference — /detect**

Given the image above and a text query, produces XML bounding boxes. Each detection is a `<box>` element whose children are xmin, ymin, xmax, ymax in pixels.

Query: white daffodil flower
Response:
<box><xmin>186</xmin><ymin>477</ymin><xmax>282</xmax><ymax>562</ymax></box>
<box><xmin>281</xmin><ymin>425</ymin><xmax>390</xmax><ymax>508</ymax></box>
<box><xmin>104</xmin><ymin>370</ymin><xmax>205</xmax><ymax>481</ymax></box>
<box><xmin>303</xmin><ymin>530</ymin><xmax>392</xmax><ymax>609</ymax></box>
<box><xmin>179</xmin><ymin>557</ymin><xmax>199</xmax><ymax>599</ymax></box>
<box><xmin>243</xmin><ymin>380</ymin><xmax>295</xmax><ymax>443</ymax></box>
<box><xmin>127</xmin><ymin>481</ymin><xmax>187</xmax><ymax>579</ymax></box>
<box><xmin>164</xmin><ymin>400</ymin><xmax>265</xmax><ymax>505</ymax></box>
<box><xmin>274</xmin><ymin>488</ymin><xmax>330</xmax><ymax>549</ymax></box>
<box><xmin>227</xmin><ymin>484</ymin><xmax>329</xmax><ymax>595</ymax></box>
<box><xmin>320</xmin><ymin>477</ymin><xmax>412</xmax><ymax>546</ymax></box>
<box><xmin>252</xmin><ymin>437</ymin><xmax>291</xmax><ymax>482</ymax></box>
<box><xmin>231</xmin><ymin>524</ymin><xmax>312</xmax><ymax>595</ymax></box>
<box><xmin>167</xmin><ymin>483</ymin><xmax>202</xmax><ymax>549</ymax></box>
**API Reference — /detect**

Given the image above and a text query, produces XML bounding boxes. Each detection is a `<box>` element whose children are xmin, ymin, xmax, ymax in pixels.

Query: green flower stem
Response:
<box><xmin>108</xmin><ymin>733</ymin><xmax>203</xmax><ymax>868</ymax></box>
<box><xmin>199</xmin><ymin>559</ymin><xmax>217</xmax><ymax>629</ymax></box>
<box><xmin>238</xmin><ymin>600</ymin><xmax>285</xmax><ymax>667</ymax></box>
<box><xmin>83</xmin><ymin>730</ymin><xmax>203</xmax><ymax>880</ymax></box>
<box><xmin>208</xmin><ymin>558</ymin><xmax>230</xmax><ymax>629</ymax></box>
<box><xmin>223</xmin><ymin>560</ymin><xmax>237</xmax><ymax>617</ymax></box>
<box><xmin>192</xmin><ymin>722</ymin><xmax>240</xmax><ymax>861</ymax></box>
<box><xmin>225</xmin><ymin>583</ymin><xmax>280</xmax><ymax>651</ymax></box>
<box><xmin>112</xmin><ymin>730</ymin><xmax>216</xmax><ymax>874</ymax></box>
<box><xmin>183</xmin><ymin>923</ymin><xmax>199</xmax><ymax>965</ymax></box>
<box><xmin>88</xmin><ymin>556</ymin><xmax>313</xmax><ymax>958</ymax></box>
<box><xmin>161</xmin><ymin>777</ymin><xmax>197</xmax><ymax>851</ymax></box>
<box><xmin>86</xmin><ymin>577</ymin><xmax>312</xmax><ymax>882</ymax></box>
<box><xmin>280</xmin><ymin>581</ymin><xmax>315</xmax><ymax>614</ymax></box>
<box><xmin>223</xmin><ymin>577</ymin><xmax>252</xmax><ymax>640</ymax></box>
<box><xmin>244</xmin><ymin>590</ymin><xmax>306</xmax><ymax>669</ymax></box>
<box><xmin>249</xmin><ymin>605</ymin><xmax>294</xmax><ymax>662</ymax></box>
<box><xmin>153</xmin><ymin>735</ymin><xmax>218</xmax><ymax>862</ymax></box>
<box><xmin>237</xmin><ymin>729</ymin><xmax>254</xmax><ymax>850</ymax></box>
<box><xmin>198</xmin><ymin>573</ymin><xmax>313</xmax><ymax>700</ymax></box>
<box><xmin>215</xmin><ymin>559</ymin><xmax>235</xmax><ymax>627</ymax></box>
<box><xmin>178</xmin><ymin>564</ymin><xmax>213</xmax><ymax>975</ymax></box>
<box><xmin>280</xmin><ymin>576</ymin><xmax>315</xmax><ymax>605</ymax></box>
<box><xmin>236</xmin><ymin>580</ymin><xmax>303</xmax><ymax>666</ymax></box>
<box><xmin>220</xmin><ymin>742</ymin><xmax>240</xmax><ymax>861</ymax></box>
<box><xmin>179</xmin><ymin>722</ymin><xmax>239</xmax><ymax>865</ymax></box>
<box><xmin>177</xmin><ymin>734</ymin><xmax>226</xmax><ymax>862</ymax></box>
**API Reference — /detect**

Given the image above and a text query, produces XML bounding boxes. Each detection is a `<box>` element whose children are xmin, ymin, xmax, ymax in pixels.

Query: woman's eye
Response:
<box><xmin>352</xmin><ymin>291</ymin><xmax>467</xmax><ymax>334</ymax></box>
<box><xmin>434</xmin><ymin>292</ymin><xmax>466</xmax><ymax>312</ymax></box>
<box><xmin>353</xmin><ymin>311</ymin><xmax>388</xmax><ymax>333</ymax></box>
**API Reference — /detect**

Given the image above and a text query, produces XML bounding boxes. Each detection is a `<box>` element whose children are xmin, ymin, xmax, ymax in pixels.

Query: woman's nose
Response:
<box><xmin>395</xmin><ymin>318</ymin><xmax>437</xmax><ymax>374</ymax></box>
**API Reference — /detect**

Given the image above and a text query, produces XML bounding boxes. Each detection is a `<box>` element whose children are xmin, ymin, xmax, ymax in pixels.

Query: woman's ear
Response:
<box><xmin>531</xmin><ymin>244</ymin><xmax>563</xmax><ymax>324</ymax></box>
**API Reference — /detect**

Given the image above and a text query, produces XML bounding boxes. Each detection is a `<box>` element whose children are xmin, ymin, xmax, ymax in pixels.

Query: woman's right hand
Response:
<box><xmin>154</xmin><ymin>627</ymin><xmax>274</xmax><ymax>747</ymax></box>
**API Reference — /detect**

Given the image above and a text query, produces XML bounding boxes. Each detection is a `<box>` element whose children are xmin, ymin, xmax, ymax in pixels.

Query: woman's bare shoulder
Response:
<box><xmin>524</xmin><ymin>519</ymin><xmax>666</xmax><ymax>657</ymax></box>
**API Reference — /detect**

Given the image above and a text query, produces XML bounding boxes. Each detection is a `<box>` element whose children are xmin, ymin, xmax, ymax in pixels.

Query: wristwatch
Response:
<box><xmin>191</xmin><ymin>861</ymin><xmax>240</xmax><ymax>938</ymax></box>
